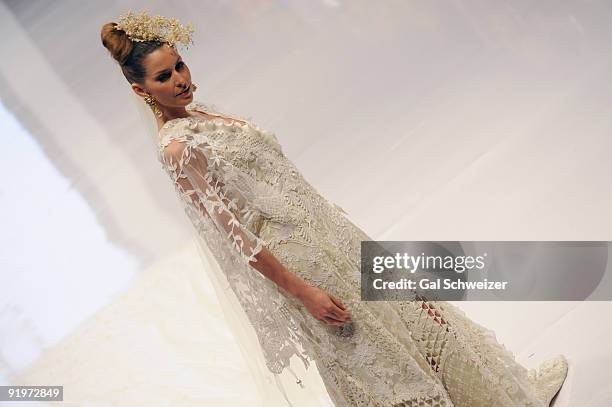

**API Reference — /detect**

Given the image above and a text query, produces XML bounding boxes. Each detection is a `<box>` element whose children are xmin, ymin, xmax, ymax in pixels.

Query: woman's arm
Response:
<box><xmin>249</xmin><ymin>247</ymin><xmax>310</xmax><ymax>299</ymax></box>
<box><xmin>162</xmin><ymin>140</ymin><xmax>351</xmax><ymax>326</ymax></box>
<box><xmin>250</xmin><ymin>248</ymin><xmax>352</xmax><ymax>326</ymax></box>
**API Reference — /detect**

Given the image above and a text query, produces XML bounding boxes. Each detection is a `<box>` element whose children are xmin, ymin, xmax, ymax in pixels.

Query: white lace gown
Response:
<box><xmin>157</xmin><ymin>100</ymin><xmax>548</xmax><ymax>407</ymax></box>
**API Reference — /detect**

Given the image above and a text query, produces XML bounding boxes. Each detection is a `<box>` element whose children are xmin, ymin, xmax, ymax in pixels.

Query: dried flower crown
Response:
<box><xmin>114</xmin><ymin>10</ymin><xmax>194</xmax><ymax>48</ymax></box>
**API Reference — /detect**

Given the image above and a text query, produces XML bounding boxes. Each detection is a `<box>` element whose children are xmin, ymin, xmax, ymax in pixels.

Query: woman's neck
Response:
<box><xmin>164</xmin><ymin>104</ymin><xmax>192</xmax><ymax>120</ymax></box>
<box><xmin>156</xmin><ymin>104</ymin><xmax>193</xmax><ymax>131</ymax></box>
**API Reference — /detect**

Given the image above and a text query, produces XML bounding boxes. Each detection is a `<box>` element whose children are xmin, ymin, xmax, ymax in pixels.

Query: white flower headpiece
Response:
<box><xmin>114</xmin><ymin>10</ymin><xmax>194</xmax><ymax>49</ymax></box>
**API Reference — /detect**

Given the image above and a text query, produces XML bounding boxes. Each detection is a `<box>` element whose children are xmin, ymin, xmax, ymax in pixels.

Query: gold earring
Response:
<box><xmin>144</xmin><ymin>93</ymin><xmax>163</xmax><ymax>117</ymax></box>
<box><xmin>191</xmin><ymin>83</ymin><xmax>198</xmax><ymax>92</ymax></box>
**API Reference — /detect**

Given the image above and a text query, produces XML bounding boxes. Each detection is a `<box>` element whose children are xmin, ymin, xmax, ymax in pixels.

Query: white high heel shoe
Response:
<box><xmin>528</xmin><ymin>355</ymin><xmax>569</xmax><ymax>406</ymax></box>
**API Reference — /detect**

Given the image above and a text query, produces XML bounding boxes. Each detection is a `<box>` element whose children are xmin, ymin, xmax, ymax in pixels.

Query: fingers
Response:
<box><xmin>329</xmin><ymin>295</ymin><xmax>350</xmax><ymax>317</ymax></box>
<box><xmin>308</xmin><ymin>291</ymin><xmax>353</xmax><ymax>326</ymax></box>
<box><xmin>329</xmin><ymin>295</ymin><xmax>346</xmax><ymax>310</ymax></box>
<box><xmin>324</xmin><ymin>307</ymin><xmax>351</xmax><ymax>324</ymax></box>
<box><xmin>322</xmin><ymin>316</ymin><xmax>348</xmax><ymax>326</ymax></box>
<box><xmin>328</xmin><ymin>308</ymin><xmax>351</xmax><ymax>322</ymax></box>
<box><xmin>323</xmin><ymin>312</ymin><xmax>344</xmax><ymax>323</ymax></box>
<box><xmin>328</xmin><ymin>295</ymin><xmax>351</xmax><ymax>321</ymax></box>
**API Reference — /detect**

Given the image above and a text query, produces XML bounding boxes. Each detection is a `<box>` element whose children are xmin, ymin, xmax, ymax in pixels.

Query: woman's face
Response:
<box><xmin>132</xmin><ymin>44</ymin><xmax>193</xmax><ymax>108</ymax></box>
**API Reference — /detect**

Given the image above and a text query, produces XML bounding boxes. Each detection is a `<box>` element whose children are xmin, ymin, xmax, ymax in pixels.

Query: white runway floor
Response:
<box><xmin>1</xmin><ymin>1</ymin><xmax>611</xmax><ymax>405</ymax></box>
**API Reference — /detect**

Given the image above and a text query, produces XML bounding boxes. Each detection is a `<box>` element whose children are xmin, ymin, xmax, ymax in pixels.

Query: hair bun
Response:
<box><xmin>101</xmin><ymin>22</ymin><xmax>133</xmax><ymax>65</ymax></box>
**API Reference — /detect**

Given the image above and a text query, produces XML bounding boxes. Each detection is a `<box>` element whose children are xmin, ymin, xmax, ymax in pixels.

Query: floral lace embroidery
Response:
<box><xmin>156</xmin><ymin>100</ymin><xmax>546</xmax><ymax>407</ymax></box>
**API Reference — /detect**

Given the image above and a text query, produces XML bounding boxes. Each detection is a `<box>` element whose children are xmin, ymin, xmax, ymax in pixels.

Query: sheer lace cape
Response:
<box><xmin>155</xmin><ymin>99</ymin><xmax>328</xmax><ymax>405</ymax></box>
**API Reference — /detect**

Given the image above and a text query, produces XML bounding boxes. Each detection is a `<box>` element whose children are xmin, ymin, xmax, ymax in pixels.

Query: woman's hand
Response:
<box><xmin>298</xmin><ymin>285</ymin><xmax>352</xmax><ymax>326</ymax></box>
<box><xmin>246</xmin><ymin>248</ymin><xmax>352</xmax><ymax>326</ymax></box>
